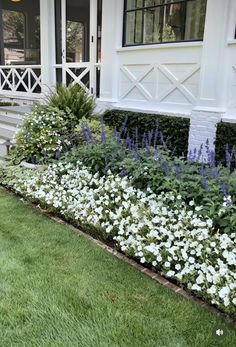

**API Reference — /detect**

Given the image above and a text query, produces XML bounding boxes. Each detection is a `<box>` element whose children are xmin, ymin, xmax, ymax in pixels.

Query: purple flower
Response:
<box><xmin>153</xmin><ymin>121</ymin><xmax>159</xmax><ymax>149</ymax></box>
<box><xmin>199</xmin><ymin>165</ymin><xmax>209</xmax><ymax>192</ymax></box>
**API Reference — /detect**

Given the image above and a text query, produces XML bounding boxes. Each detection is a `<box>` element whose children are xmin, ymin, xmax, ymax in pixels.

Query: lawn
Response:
<box><xmin>0</xmin><ymin>188</ymin><xmax>235</xmax><ymax>347</ymax></box>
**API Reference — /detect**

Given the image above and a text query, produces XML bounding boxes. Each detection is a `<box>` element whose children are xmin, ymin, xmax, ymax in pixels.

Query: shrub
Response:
<box><xmin>9</xmin><ymin>85</ymin><xmax>100</xmax><ymax>164</ymax></box>
<box><xmin>0</xmin><ymin>102</ymin><xmax>19</xmax><ymax>106</ymax></box>
<box><xmin>216</xmin><ymin>122</ymin><xmax>236</xmax><ymax>165</ymax></box>
<box><xmin>103</xmin><ymin>109</ymin><xmax>190</xmax><ymax>156</ymax></box>
<box><xmin>48</xmin><ymin>83</ymin><xmax>96</xmax><ymax>120</ymax></box>
<box><xmin>74</xmin><ymin>117</ymin><xmax>114</xmax><ymax>145</ymax></box>
<box><xmin>64</xmin><ymin>142</ymin><xmax>123</xmax><ymax>175</ymax></box>
<box><xmin>10</xmin><ymin>105</ymin><xmax>74</xmax><ymax>164</ymax></box>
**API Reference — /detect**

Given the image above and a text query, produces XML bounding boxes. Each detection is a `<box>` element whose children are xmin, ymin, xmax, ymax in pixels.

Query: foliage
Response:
<box><xmin>0</xmin><ymin>102</ymin><xmax>19</xmax><ymax>106</ymax></box>
<box><xmin>10</xmin><ymin>105</ymin><xmax>75</xmax><ymax>164</ymax></box>
<box><xmin>60</xmin><ymin>122</ymin><xmax>236</xmax><ymax>236</ymax></box>
<box><xmin>47</xmin><ymin>83</ymin><xmax>96</xmax><ymax>120</ymax></box>
<box><xmin>1</xmin><ymin>189</ymin><xmax>236</xmax><ymax>347</ymax></box>
<box><xmin>9</xmin><ymin>84</ymin><xmax>99</xmax><ymax>164</ymax></box>
<box><xmin>1</xmin><ymin>161</ymin><xmax>236</xmax><ymax>318</ymax></box>
<box><xmin>216</xmin><ymin>122</ymin><xmax>236</xmax><ymax>165</ymax></box>
<box><xmin>74</xmin><ymin>117</ymin><xmax>114</xmax><ymax>145</ymax></box>
<box><xmin>64</xmin><ymin>142</ymin><xmax>122</xmax><ymax>175</ymax></box>
<box><xmin>103</xmin><ymin>109</ymin><xmax>190</xmax><ymax>156</ymax></box>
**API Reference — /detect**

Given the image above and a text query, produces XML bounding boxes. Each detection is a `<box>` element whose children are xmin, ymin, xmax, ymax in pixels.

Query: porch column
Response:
<box><xmin>188</xmin><ymin>0</ymin><xmax>231</xmax><ymax>155</ymax></box>
<box><xmin>0</xmin><ymin>10</ymin><xmax>4</xmax><ymax>65</ymax></box>
<box><xmin>99</xmin><ymin>0</ymin><xmax>123</xmax><ymax>105</ymax></box>
<box><xmin>40</xmin><ymin>0</ymin><xmax>56</xmax><ymax>95</ymax></box>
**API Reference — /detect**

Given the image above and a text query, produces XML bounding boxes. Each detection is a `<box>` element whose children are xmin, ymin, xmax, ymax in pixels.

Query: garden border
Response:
<box><xmin>48</xmin><ymin>214</ymin><xmax>236</xmax><ymax>330</ymax></box>
<box><xmin>1</xmin><ymin>187</ymin><xmax>236</xmax><ymax>330</ymax></box>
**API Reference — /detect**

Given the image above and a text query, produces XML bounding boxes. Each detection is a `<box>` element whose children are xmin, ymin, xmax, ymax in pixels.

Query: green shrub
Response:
<box><xmin>10</xmin><ymin>105</ymin><xmax>72</xmax><ymax>164</ymax></box>
<box><xmin>103</xmin><ymin>109</ymin><xmax>190</xmax><ymax>156</ymax></box>
<box><xmin>215</xmin><ymin>122</ymin><xmax>236</xmax><ymax>164</ymax></box>
<box><xmin>74</xmin><ymin>117</ymin><xmax>114</xmax><ymax>144</ymax></box>
<box><xmin>64</xmin><ymin>141</ymin><xmax>123</xmax><ymax>175</ymax></box>
<box><xmin>48</xmin><ymin>83</ymin><xmax>96</xmax><ymax>120</ymax></box>
<box><xmin>9</xmin><ymin>84</ymin><xmax>98</xmax><ymax>164</ymax></box>
<box><xmin>0</xmin><ymin>102</ymin><xmax>19</xmax><ymax>106</ymax></box>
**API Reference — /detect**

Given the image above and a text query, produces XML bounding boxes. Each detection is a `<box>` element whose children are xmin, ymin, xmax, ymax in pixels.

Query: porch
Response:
<box><xmin>0</xmin><ymin>0</ymin><xmax>102</xmax><ymax>102</ymax></box>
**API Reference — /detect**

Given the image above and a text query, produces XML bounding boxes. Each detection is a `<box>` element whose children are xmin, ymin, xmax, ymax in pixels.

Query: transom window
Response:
<box><xmin>123</xmin><ymin>0</ymin><xmax>207</xmax><ymax>46</ymax></box>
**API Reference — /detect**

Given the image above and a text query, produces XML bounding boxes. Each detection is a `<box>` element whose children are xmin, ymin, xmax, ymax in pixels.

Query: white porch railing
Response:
<box><xmin>55</xmin><ymin>62</ymin><xmax>101</xmax><ymax>96</ymax></box>
<box><xmin>0</xmin><ymin>65</ymin><xmax>42</xmax><ymax>96</ymax></box>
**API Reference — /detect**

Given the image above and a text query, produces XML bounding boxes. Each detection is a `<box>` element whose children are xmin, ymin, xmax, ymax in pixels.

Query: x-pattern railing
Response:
<box><xmin>0</xmin><ymin>65</ymin><xmax>42</xmax><ymax>94</ymax></box>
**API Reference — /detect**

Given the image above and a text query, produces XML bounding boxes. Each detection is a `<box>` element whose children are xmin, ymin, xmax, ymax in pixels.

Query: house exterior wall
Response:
<box><xmin>1</xmin><ymin>0</ymin><xmax>236</xmax><ymax>154</ymax></box>
<box><xmin>98</xmin><ymin>0</ymin><xmax>236</xmax><ymax>154</ymax></box>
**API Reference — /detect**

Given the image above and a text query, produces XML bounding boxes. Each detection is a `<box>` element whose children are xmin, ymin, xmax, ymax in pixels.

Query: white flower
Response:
<box><xmin>219</xmin><ymin>287</ymin><xmax>230</xmax><ymax>299</ymax></box>
<box><xmin>164</xmin><ymin>262</ymin><xmax>170</xmax><ymax>268</ymax></box>
<box><xmin>192</xmin><ymin>284</ymin><xmax>201</xmax><ymax>291</ymax></box>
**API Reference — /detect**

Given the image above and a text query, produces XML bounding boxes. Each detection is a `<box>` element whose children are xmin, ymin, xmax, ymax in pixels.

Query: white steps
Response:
<box><xmin>0</xmin><ymin>106</ymin><xmax>30</xmax><ymax>159</ymax></box>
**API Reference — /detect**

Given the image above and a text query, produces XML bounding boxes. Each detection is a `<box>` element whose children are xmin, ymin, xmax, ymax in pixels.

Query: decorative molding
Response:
<box><xmin>120</xmin><ymin>63</ymin><xmax>200</xmax><ymax>105</ymax></box>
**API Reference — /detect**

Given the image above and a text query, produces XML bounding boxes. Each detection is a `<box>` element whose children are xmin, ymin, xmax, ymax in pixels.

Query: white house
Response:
<box><xmin>0</xmin><ymin>0</ymin><xmax>236</xmax><ymax>153</ymax></box>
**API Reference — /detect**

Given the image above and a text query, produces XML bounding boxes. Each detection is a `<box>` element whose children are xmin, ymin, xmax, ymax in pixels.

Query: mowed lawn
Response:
<box><xmin>0</xmin><ymin>188</ymin><xmax>235</xmax><ymax>347</ymax></box>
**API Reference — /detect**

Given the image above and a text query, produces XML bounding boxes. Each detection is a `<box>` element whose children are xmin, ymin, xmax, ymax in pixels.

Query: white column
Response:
<box><xmin>188</xmin><ymin>0</ymin><xmax>231</xmax><ymax>155</ymax></box>
<box><xmin>40</xmin><ymin>0</ymin><xmax>56</xmax><ymax>95</ymax></box>
<box><xmin>99</xmin><ymin>0</ymin><xmax>123</xmax><ymax>105</ymax></box>
<box><xmin>90</xmin><ymin>0</ymin><xmax>97</xmax><ymax>95</ymax></box>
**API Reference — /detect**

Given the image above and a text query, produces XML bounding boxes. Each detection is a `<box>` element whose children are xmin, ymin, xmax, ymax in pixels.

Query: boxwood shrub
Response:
<box><xmin>0</xmin><ymin>102</ymin><xmax>19</xmax><ymax>106</ymax></box>
<box><xmin>215</xmin><ymin>122</ymin><xmax>236</xmax><ymax>164</ymax></box>
<box><xmin>103</xmin><ymin>109</ymin><xmax>190</xmax><ymax>156</ymax></box>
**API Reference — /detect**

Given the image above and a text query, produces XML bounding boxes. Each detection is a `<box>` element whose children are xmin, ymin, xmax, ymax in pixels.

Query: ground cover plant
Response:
<box><xmin>1</xmin><ymin>160</ymin><xmax>236</xmax><ymax>319</ymax></box>
<box><xmin>0</xmin><ymin>188</ymin><xmax>236</xmax><ymax>346</ymax></box>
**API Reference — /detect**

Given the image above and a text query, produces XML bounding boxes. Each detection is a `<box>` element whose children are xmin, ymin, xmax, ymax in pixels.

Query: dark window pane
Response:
<box><xmin>2</xmin><ymin>10</ymin><xmax>24</xmax><ymax>64</ymax></box>
<box><xmin>126</xmin><ymin>10</ymin><xmax>143</xmax><ymax>45</ymax></box>
<box><xmin>123</xmin><ymin>0</ymin><xmax>207</xmax><ymax>46</ymax></box>
<box><xmin>127</xmin><ymin>0</ymin><xmax>143</xmax><ymax>11</ymax></box>
<box><xmin>66</xmin><ymin>0</ymin><xmax>90</xmax><ymax>63</ymax></box>
<box><xmin>162</xmin><ymin>3</ymin><xmax>185</xmax><ymax>42</ymax></box>
<box><xmin>185</xmin><ymin>0</ymin><xmax>207</xmax><ymax>40</ymax></box>
<box><xmin>143</xmin><ymin>8</ymin><xmax>161</xmax><ymax>44</ymax></box>
<box><xmin>1</xmin><ymin>0</ymin><xmax>40</xmax><ymax>65</ymax></box>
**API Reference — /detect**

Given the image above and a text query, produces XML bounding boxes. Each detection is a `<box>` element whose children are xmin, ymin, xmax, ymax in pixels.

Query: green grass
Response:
<box><xmin>0</xmin><ymin>188</ymin><xmax>235</xmax><ymax>347</ymax></box>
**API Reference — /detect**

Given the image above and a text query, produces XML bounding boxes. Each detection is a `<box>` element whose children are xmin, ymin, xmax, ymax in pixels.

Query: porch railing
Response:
<box><xmin>54</xmin><ymin>62</ymin><xmax>101</xmax><ymax>96</ymax></box>
<box><xmin>0</xmin><ymin>65</ymin><xmax>42</xmax><ymax>96</ymax></box>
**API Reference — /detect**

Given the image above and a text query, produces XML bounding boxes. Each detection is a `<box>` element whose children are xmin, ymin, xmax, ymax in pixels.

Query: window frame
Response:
<box><xmin>122</xmin><ymin>0</ymin><xmax>206</xmax><ymax>47</ymax></box>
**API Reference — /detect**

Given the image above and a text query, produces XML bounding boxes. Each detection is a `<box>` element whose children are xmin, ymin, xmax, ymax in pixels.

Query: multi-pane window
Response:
<box><xmin>123</xmin><ymin>0</ymin><xmax>207</xmax><ymax>46</ymax></box>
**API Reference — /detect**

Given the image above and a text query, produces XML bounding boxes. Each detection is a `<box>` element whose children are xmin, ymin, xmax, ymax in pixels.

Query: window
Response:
<box><xmin>2</xmin><ymin>10</ymin><xmax>25</xmax><ymax>64</ymax></box>
<box><xmin>123</xmin><ymin>0</ymin><xmax>207</xmax><ymax>46</ymax></box>
<box><xmin>0</xmin><ymin>0</ymin><xmax>40</xmax><ymax>65</ymax></box>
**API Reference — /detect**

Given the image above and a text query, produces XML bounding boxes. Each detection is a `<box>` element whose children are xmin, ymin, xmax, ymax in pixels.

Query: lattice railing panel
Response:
<box><xmin>55</xmin><ymin>63</ymin><xmax>91</xmax><ymax>94</ymax></box>
<box><xmin>0</xmin><ymin>65</ymin><xmax>42</xmax><ymax>94</ymax></box>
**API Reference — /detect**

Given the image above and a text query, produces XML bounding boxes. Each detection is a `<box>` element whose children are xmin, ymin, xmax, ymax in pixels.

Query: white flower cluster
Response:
<box><xmin>12</xmin><ymin>161</ymin><xmax>236</xmax><ymax>316</ymax></box>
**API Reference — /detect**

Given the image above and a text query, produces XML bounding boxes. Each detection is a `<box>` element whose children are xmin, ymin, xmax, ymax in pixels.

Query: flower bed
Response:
<box><xmin>2</xmin><ymin>85</ymin><xmax>236</xmax><ymax>321</ymax></box>
<box><xmin>1</xmin><ymin>161</ymin><xmax>235</xmax><ymax>318</ymax></box>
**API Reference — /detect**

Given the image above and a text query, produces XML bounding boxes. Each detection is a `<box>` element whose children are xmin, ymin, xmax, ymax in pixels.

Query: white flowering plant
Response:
<box><xmin>10</xmin><ymin>105</ymin><xmax>74</xmax><ymax>164</ymax></box>
<box><xmin>9</xmin><ymin>84</ymin><xmax>97</xmax><ymax>164</ymax></box>
<box><xmin>0</xmin><ymin>161</ymin><xmax>235</xmax><ymax>318</ymax></box>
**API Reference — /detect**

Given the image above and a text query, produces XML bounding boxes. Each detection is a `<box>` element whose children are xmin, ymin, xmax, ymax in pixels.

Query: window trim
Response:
<box><xmin>123</xmin><ymin>0</ymin><xmax>205</xmax><ymax>47</ymax></box>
